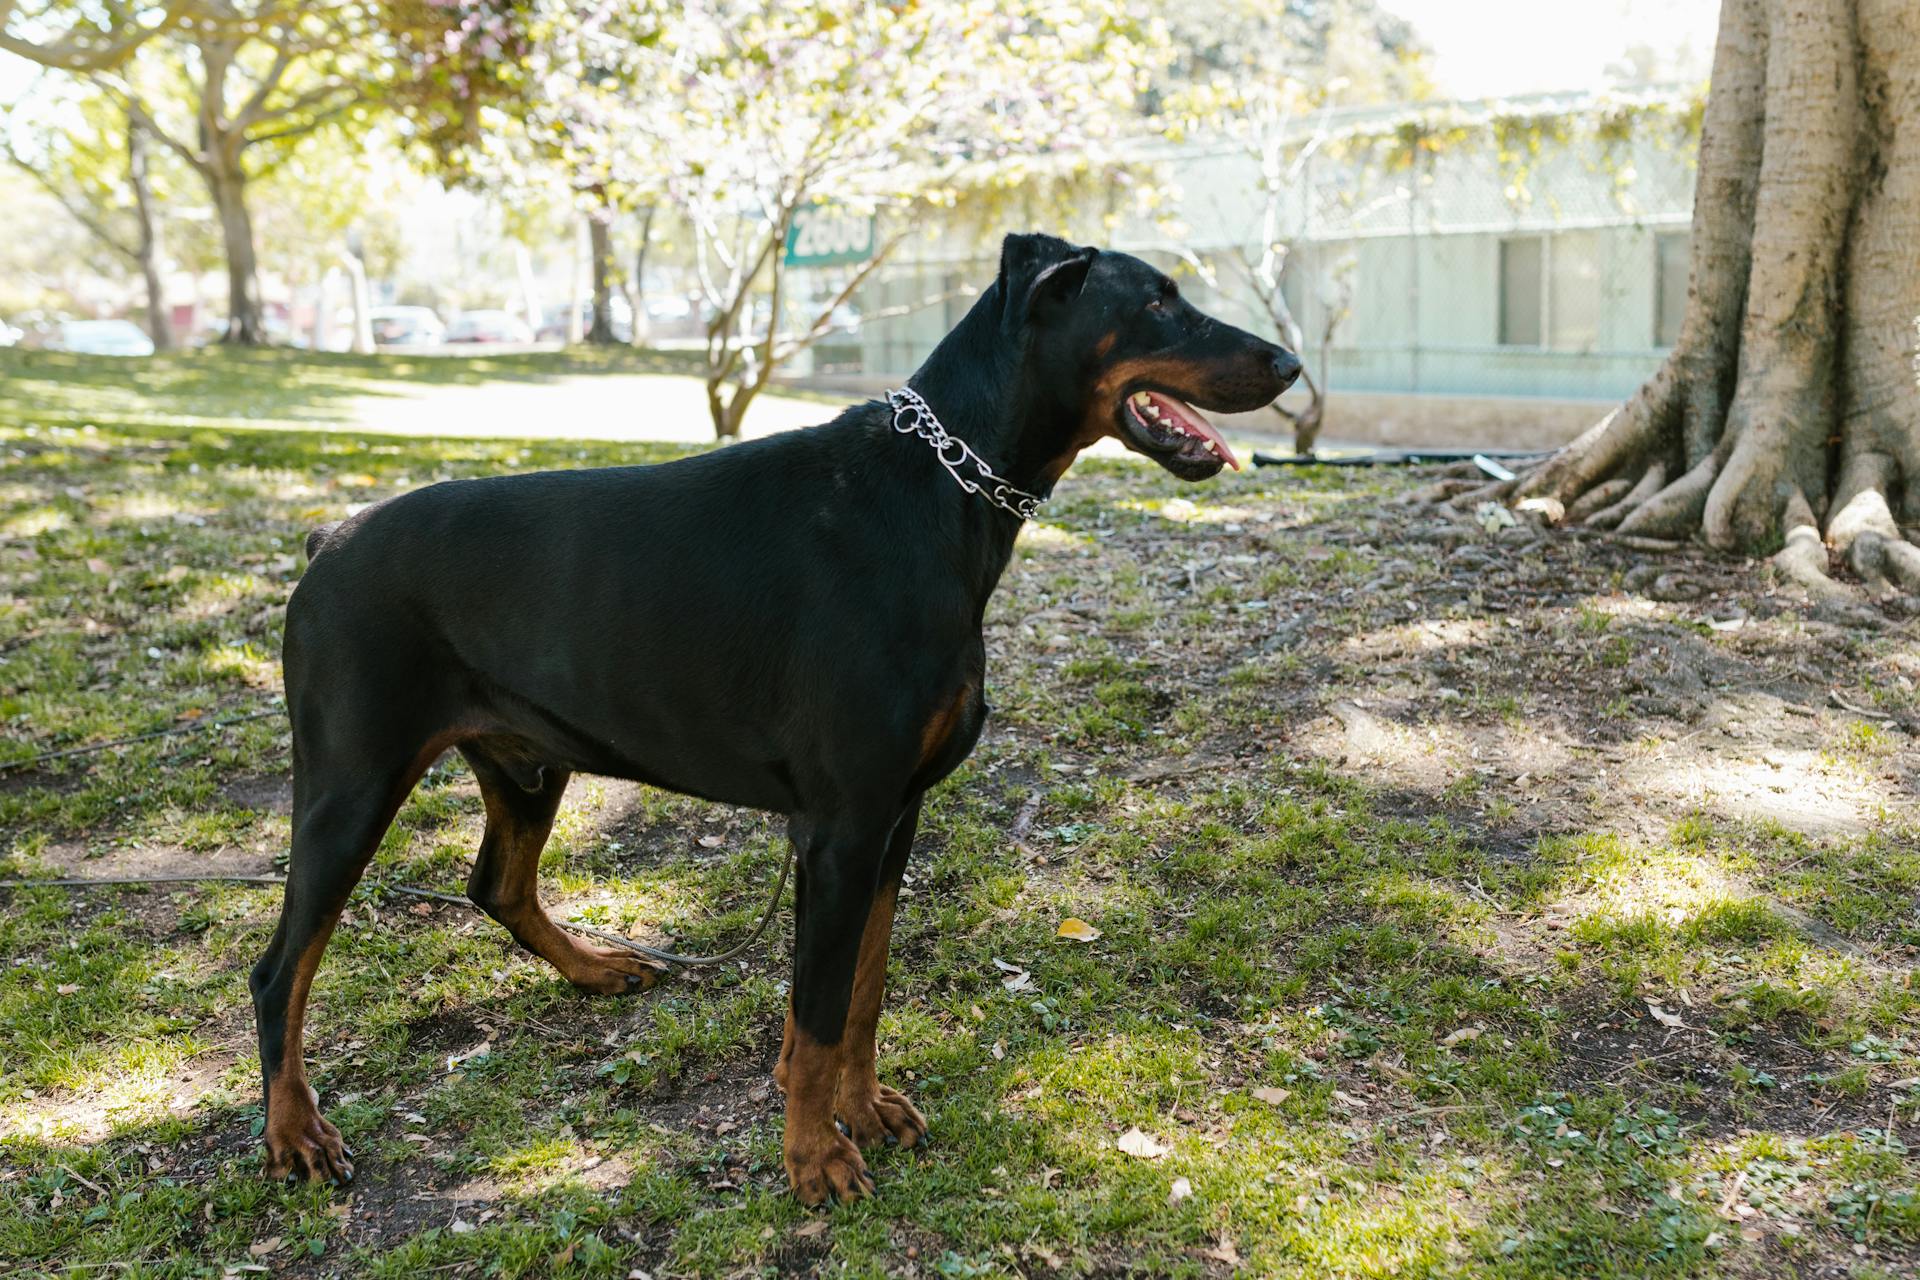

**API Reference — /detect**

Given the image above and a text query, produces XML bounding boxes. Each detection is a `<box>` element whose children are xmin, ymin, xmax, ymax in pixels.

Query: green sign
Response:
<box><xmin>785</xmin><ymin>205</ymin><xmax>876</xmax><ymax>267</ymax></box>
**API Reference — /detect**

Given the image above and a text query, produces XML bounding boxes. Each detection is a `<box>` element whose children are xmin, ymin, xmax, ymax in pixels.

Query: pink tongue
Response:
<box><xmin>1147</xmin><ymin>393</ymin><xmax>1240</xmax><ymax>470</ymax></box>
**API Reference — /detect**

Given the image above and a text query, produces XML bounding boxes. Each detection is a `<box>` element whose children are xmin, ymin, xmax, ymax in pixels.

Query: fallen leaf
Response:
<box><xmin>247</xmin><ymin>1237</ymin><xmax>282</xmax><ymax>1258</ymax></box>
<box><xmin>55</xmin><ymin>983</ymin><xmax>79</xmax><ymax>996</ymax></box>
<box><xmin>1645</xmin><ymin>1001</ymin><xmax>1685</xmax><ymax>1029</ymax></box>
<box><xmin>163</xmin><ymin>564</ymin><xmax>190</xmax><ymax>583</ymax></box>
<box><xmin>1250</xmin><ymin>1086</ymin><xmax>1291</xmax><ymax>1105</ymax></box>
<box><xmin>1055</xmin><ymin>917</ymin><xmax>1101</xmax><ymax>942</ymax></box>
<box><xmin>1168</xmin><ymin>1176</ymin><xmax>1193</xmax><ymax>1204</ymax></box>
<box><xmin>1116</xmin><ymin>1127</ymin><xmax>1168</xmax><ymax>1159</ymax></box>
<box><xmin>697</xmin><ymin>834</ymin><xmax>724</xmax><ymax>848</ymax></box>
<box><xmin>1441</xmin><ymin>1026</ymin><xmax>1483</xmax><ymax>1047</ymax></box>
<box><xmin>86</xmin><ymin>557</ymin><xmax>111</xmax><ymax>575</ymax></box>
<box><xmin>448</xmin><ymin>1218</ymin><xmax>475</xmax><ymax>1235</ymax></box>
<box><xmin>992</xmin><ymin>958</ymin><xmax>1036</xmax><ymax>993</ymax></box>
<box><xmin>1203</xmin><ymin>1237</ymin><xmax>1241</xmax><ymax>1266</ymax></box>
<box><xmin>794</xmin><ymin>1220</ymin><xmax>828</xmax><ymax>1239</ymax></box>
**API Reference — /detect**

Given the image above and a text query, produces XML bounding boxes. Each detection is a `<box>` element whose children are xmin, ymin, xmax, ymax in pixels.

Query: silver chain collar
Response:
<box><xmin>887</xmin><ymin>386</ymin><xmax>1043</xmax><ymax>521</ymax></box>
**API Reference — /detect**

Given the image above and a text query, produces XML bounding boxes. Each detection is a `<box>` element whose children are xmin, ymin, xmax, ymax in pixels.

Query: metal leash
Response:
<box><xmin>3</xmin><ymin>706</ymin><xmax>791</xmax><ymax>967</ymax></box>
<box><xmin>3</xmin><ymin>703</ymin><xmax>791</xmax><ymax>967</ymax></box>
<box><xmin>0</xmin><ymin>708</ymin><xmax>283</xmax><ymax>773</ymax></box>
<box><xmin>0</xmin><ymin>858</ymin><xmax>792</xmax><ymax>969</ymax></box>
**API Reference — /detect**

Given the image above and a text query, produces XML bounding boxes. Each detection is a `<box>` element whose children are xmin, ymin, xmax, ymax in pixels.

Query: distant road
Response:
<box><xmin>338</xmin><ymin>370</ymin><xmax>839</xmax><ymax>442</ymax></box>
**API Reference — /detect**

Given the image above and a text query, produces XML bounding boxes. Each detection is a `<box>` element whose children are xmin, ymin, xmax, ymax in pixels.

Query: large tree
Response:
<box><xmin>8</xmin><ymin>2</ymin><xmax>529</xmax><ymax>345</ymax></box>
<box><xmin>1499</xmin><ymin>0</ymin><xmax>1920</xmax><ymax>602</ymax></box>
<box><xmin>2</xmin><ymin>84</ymin><xmax>177</xmax><ymax>347</ymax></box>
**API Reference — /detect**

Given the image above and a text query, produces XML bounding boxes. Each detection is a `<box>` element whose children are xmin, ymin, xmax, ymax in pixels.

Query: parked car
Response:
<box><xmin>369</xmin><ymin>305</ymin><xmax>445</xmax><ymax>347</ymax></box>
<box><xmin>46</xmin><ymin>319</ymin><xmax>155</xmax><ymax>357</ymax></box>
<box><xmin>535</xmin><ymin>297</ymin><xmax>633</xmax><ymax>343</ymax></box>
<box><xmin>445</xmin><ymin>310</ymin><xmax>534</xmax><ymax>344</ymax></box>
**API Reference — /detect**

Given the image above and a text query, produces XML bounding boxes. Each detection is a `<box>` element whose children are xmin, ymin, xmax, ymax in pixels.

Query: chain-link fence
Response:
<box><xmin>1266</xmin><ymin>133</ymin><xmax>1696</xmax><ymax>401</ymax></box>
<box><xmin>825</xmin><ymin>120</ymin><xmax>1697</xmax><ymax>407</ymax></box>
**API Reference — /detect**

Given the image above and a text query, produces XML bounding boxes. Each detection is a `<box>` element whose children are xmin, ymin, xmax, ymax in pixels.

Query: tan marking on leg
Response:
<box><xmin>782</xmin><ymin>1026</ymin><xmax>871</xmax><ymax>1205</ymax></box>
<box><xmin>262</xmin><ymin>928</ymin><xmax>353</xmax><ymax>1183</ymax></box>
<box><xmin>834</xmin><ymin>883</ymin><xmax>926</xmax><ymax>1148</ymax></box>
<box><xmin>917</xmin><ymin>683</ymin><xmax>975</xmax><ymax>768</ymax></box>
<box><xmin>471</xmin><ymin>770</ymin><xmax>663</xmax><ymax>994</ymax></box>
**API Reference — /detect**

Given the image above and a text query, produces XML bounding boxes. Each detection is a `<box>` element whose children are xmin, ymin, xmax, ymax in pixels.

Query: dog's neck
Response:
<box><xmin>901</xmin><ymin>281</ymin><xmax>1080</xmax><ymax>505</ymax></box>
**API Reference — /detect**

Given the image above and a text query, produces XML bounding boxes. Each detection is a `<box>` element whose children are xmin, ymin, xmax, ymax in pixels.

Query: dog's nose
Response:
<box><xmin>1271</xmin><ymin>345</ymin><xmax>1302</xmax><ymax>391</ymax></box>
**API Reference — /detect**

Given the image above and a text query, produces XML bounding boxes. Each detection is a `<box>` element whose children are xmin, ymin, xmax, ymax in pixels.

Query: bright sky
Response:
<box><xmin>1378</xmin><ymin>0</ymin><xmax>1721</xmax><ymax>97</ymax></box>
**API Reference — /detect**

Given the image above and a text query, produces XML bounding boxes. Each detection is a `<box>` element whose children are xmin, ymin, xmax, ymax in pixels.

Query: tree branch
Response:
<box><xmin>243</xmin><ymin>91</ymin><xmax>361</xmax><ymax>150</ymax></box>
<box><xmin>230</xmin><ymin>44</ymin><xmax>296</xmax><ymax>131</ymax></box>
<box><xmin>0</xmin><ymin>1</ymin><xmax>192</xmax><ymax>71</ymax></box>
<box><xmin>111</xmin><ymin>90</ymin><xmax>205</xmax><ymax>175</ymax></box>
<box><xmin>3</xmin><ymin>144</ymin><xmax>139</xmax><ymax>261</ymax></box>
<box><xmin>772</xmin><ymin>226</ymin><xmax>918</xmax><ymax>362</ymax></box>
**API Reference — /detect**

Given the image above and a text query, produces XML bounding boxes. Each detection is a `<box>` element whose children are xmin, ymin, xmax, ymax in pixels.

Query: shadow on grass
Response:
<box><xmin>3</xmin><ymin>424</ymin><xmax>1917</xmax><ymax>1276</ymax></box>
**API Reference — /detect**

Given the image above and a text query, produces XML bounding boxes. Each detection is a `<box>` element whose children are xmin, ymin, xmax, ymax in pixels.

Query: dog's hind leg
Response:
<box><xmin>251</xmin><ymin>730</ymin><xmax>439</xmax><ymax>1184</ymax></box>
<box><xmin>833</xmin><ymin>793</ymin><xmax>927</xmax><ymax>1150</ymax></box>
<box><xmin>461</xmin><ymin>745</ymin><xmax>664</xmax><ymax>995</ymax></box>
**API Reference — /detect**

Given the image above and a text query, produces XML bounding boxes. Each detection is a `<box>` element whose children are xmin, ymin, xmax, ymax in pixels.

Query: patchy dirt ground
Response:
<box><xmin>1</xmin><ymin>363</ymin><xmax>1917</xmax><ymax>1278</ymax></box>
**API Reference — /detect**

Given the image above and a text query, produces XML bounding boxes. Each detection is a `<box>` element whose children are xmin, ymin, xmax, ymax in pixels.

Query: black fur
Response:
<box><xmin>249</xmin><ymin>233</ymin><xmax>1298</xmax><ymax>1194</ymax></box>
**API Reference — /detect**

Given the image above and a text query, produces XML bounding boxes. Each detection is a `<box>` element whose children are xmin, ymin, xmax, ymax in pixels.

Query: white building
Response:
<box><xmin>806</xmin><ymin>92</ymin><xmax>1699</xmax><ymax>446</ymax></box>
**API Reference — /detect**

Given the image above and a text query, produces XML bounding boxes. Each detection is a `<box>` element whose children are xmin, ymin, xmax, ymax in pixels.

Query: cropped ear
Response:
<box><xmin>998</xmin><ymin>232</ymin><xmax>1096</xmax><ymax>321</ymax></box>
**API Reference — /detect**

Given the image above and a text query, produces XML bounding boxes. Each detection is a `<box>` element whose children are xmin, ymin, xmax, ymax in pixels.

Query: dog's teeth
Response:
<box><xmin>1144</xmin><ymin>404</ymin><xmax>1162</xmax><ymax>421</ymax></box>
<box><xmin>1132</xmin><ymin>391</ymin><xmax>1151</xmax><ymax>406</ymax></box>
<box><xmin>1204</xmin><ymin>440</ymin><xmax>1219</xmax><ymax>454</ymax></box>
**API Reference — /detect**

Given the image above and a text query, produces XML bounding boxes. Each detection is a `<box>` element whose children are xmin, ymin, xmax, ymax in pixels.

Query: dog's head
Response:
<box><xmin>997</xmin><ymin>233</ymin><xmax>1300</xmax><ymax>482</ymax></box>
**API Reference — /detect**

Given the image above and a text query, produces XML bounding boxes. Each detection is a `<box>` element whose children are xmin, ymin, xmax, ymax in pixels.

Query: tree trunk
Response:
<box><xmin>566</xmin><ymin>220</ymin><xmax>586</xmax><ymax>345</ymax></box>
<box><xmin>1503</xmin><ymin>0</ymin><xmax>1920</xmax><ymax>601</ymax></box>
<box><xmin>587</xmin><ymin>212</ymin><xmax>617</xmax><ymax>345</ymax></box>
<box><xmin>206</xmin><ymin>159</ymin><xmax>264</xmax><ymax>345</ymax></box>
<box><xmin>341</xmin><ymin>249</ymin><xmax>373</xmax><ymax>354</ymax></box>
<box><xmin>628</xmin><ymin>204</ymin><xmax>655</xmax><ymax>348</ymax></box>
<box><xmin>126</xmin><ymin>119</ymin><xmax>171</xmax><ymax>351</ymax></box>
<box><xmin>708</xmin><ymin>375</ymin><xmax>754</xmax><ymax>440</ymax></box>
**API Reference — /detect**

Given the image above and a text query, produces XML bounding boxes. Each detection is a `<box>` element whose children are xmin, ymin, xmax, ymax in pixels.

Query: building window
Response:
<box><xmin>1655</xmin><ymin>231</ymin><xmax>1688</xmax><ymax>347</ymax></box>
<box><xmin>1499</xmin><ymin>237</ymin><xmax>1543</xmax><ymax>346</ymax></box>
<box><xmin>1550</xmin><ymin>230</ymin><xmax>1601</xmax><ymax>353</ymax></box>
<box><xmin>1501</xmin><ymin>233</ymin><xmax>1602</xmax><ymax>350</ymax></box>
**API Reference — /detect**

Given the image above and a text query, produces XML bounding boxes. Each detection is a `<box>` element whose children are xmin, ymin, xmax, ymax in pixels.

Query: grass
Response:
<box><xmin>1</xmin><ymin>349</ymin><xmax>1917</xmax><ymax>1278</ymax></box>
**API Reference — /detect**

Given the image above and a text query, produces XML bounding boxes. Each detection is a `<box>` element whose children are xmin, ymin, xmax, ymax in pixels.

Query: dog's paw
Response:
<box><xmin>785</xmin><ymin>1130</ymin><xmax>874</xmax><ymax>1206</ymax></box>
<box><xmin>568</xmin><ymin>945</ymin><xmax>667</xmax><ymax>996</ymax></box>
<box><xmin>838</xmin><ymin>1083</ymin><xmax>927</xmax><ymax>1150</ymax></box>
<box><xmin>262</xmin><ymin>1095</ymin><xmax>354</xmax><ymax>1186</ymax></box>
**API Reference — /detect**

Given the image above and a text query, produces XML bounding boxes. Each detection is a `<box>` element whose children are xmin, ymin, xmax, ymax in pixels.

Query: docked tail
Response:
<box><xmin>304</xmin><ymin>521</ymin><xmax>344</xmax><ymax>562</ymax></box>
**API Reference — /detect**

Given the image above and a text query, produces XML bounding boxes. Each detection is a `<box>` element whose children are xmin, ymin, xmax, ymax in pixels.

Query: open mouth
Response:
<box><xmin>1117</xmin><ymin>389</ymin><xmax>1241</xmax><ymax>477</ymax></box>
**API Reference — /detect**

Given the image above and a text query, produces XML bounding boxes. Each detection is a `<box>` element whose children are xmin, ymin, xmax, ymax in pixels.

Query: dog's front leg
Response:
<box><xmin>833</xmin><ymin>793</ymin><xmax>927</xmax><ymax>1150</ymax></box>
<box><xmin>776</xmin><ymin>810</ymin><xmax>896</xmax><ymax>1205</ymax></box>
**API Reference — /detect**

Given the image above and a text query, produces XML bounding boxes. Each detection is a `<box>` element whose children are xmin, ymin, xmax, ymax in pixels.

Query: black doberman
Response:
<box><xmin>251</xmin><ymin>233</ymin><xmax>1299</xmax><ymax>1204</ymax></box>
